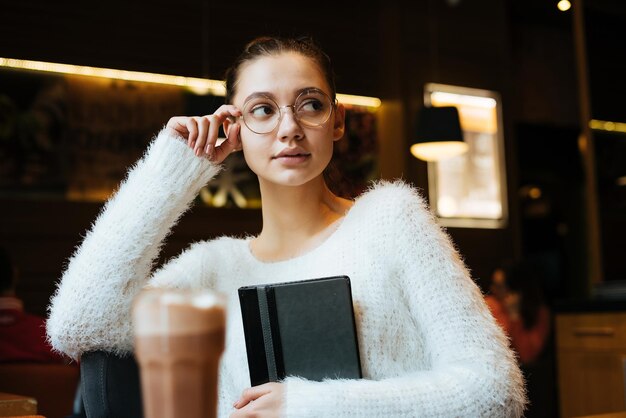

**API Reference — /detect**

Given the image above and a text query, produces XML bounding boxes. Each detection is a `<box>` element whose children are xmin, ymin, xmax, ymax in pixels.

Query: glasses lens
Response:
<box><xmin>241</xmin><ymin>90</ymin><xmax>334</xmax><ymax>134</ymax></box>
<box><xmin>242</xmin><ymin>96</ymin><xmax>280</xmax><ymax>134</ymax></box>
<box><xmin>295</xmin><ymin>90</ymin><xmax>333</xmax><ymax>127</ymax></box>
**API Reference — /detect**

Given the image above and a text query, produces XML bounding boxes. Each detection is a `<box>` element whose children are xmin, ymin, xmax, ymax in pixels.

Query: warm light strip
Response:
<box><xmin>0</xmin><ymin>57</ymin><xmax>225</xmax><ymax>96</ymax></box>
<box><xmin>336</xmin><ymin>93</ymin><xmax>381</xmax><ymax>109</ymax></box>
<box><xmin>589</xmin><ymin>119</ymin><xmax>626</xmax><ymax>134</ymax></box>
<box><xmin>0</xmin><ymin>57</ymin><xmax>381</xmax><ymax>109</ymax></box>
<box><xmin>430</xmin><ymin>92</ymin><xmax>496</xmax><ymax>108</ymax></box>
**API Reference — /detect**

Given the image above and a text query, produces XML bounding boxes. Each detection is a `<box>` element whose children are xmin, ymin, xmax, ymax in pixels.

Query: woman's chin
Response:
<box><xmin>259</xmin><ymin>171</ymin><xmax>325</xmax><ymax>189</ymax></box>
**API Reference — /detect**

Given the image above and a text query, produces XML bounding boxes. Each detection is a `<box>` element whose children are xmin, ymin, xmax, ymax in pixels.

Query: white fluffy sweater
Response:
<box><xmin>47</xmin><ymin>128</ymin><xmax>526</xmax><ymax>417</ymax></box>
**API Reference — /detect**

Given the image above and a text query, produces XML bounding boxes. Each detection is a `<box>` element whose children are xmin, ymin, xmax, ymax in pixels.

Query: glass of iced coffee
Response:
<box><xmin>132</xmin><ymin>288</ymin><xmax>226</xmax><ymax>418</ymax></box>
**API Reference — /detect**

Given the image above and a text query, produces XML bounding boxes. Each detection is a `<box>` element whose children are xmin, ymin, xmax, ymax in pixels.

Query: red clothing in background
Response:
<box><xmin>485</xmin><ymin>295</ymin><xmax>551</xmax><ymax>365</ymax></box>
<box><xmin>0</xmin><ymin>296</ymin><xmax>67</xmax><ymax>363</ymax></box>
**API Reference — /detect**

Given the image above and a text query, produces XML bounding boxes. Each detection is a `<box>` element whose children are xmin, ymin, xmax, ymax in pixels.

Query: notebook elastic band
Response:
<box><xmin>257</xmin><ymin>287</ymin><xmax>278</xmax><ymax>381</ymax></box>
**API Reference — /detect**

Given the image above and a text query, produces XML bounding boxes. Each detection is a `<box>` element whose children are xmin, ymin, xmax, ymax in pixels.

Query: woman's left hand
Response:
<box><xmin>231</xmin><ymin>382</ymin><xmax>284</xmax><ymax>418</ymax></box>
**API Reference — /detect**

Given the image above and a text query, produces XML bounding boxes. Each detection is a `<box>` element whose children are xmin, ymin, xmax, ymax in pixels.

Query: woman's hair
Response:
<box><xmin>224</xmin><ymin>36</ymin><xmax>337</xmax><ymax>105</ymax></box>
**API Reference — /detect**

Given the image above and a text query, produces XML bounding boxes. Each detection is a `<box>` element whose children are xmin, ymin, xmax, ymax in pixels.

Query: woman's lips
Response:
<box><xmin>273</xmin><ymin>153</ymin><xmax>311</xmax><ymax>165</ymax></box>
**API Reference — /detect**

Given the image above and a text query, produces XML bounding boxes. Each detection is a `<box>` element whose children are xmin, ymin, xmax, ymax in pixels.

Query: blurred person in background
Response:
<box><xmin>485</xmin><ymin>259</ymin><xmax>554</xmax><ymax>418</ymax></box>
<box><xmin>485</xmin><ymin>260</ymin><xmax>551</xmax><ymax>365</ymax></box>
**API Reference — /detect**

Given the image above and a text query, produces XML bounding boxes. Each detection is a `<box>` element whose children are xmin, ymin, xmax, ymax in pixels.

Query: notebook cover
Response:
<box><xmin>238</xmin><ymin>275</ymin><xmax>362</xmax><ymax>386</ymax></box>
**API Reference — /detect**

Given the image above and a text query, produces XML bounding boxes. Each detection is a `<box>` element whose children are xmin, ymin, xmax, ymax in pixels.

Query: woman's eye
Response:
<box><xmin>250</xmin><ymin>105</ymin><xmax>275</xmax><ymax>118</ymax></box>
<box><xmin>299</xmin><ymin>99</ymin><xmax>324</xmax><ymax>112</ymax></box>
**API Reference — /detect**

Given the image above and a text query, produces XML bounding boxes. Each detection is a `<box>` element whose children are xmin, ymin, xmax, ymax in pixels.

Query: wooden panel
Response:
<box><xmin>0</xmin><ymin>0</ymin><xmax>204</xmax><ymax>76</ymax></box>
<box><xmin>557</xmin><ymin>312</ymin><xmax>626</xmax><ymax>417</ymax></box>
<box><xmin>0</xmin><ymin>0</ymin><xmax>381</xmax><ymax>96</ymax></box>
<box><xmin>557</xmin><ymin>349</ymin><xmax>626</xmax><ymax>417</ymax></box>
<box><xmin>557</xmin><ymin>313</ymin><xmax>626</xmax><ymax>350</ymax></box>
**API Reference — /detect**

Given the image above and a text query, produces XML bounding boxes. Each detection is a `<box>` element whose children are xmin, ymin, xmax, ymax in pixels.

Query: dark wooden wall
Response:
<box><xmin>0</xmin><ymin>0</ymin><xmax>382</xmax><ymax>97</ymax></box>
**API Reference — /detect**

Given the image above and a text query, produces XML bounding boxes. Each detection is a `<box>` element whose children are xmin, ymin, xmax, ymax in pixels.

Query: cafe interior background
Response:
<box><xmin>0</xmin><ymin>0</ymin><xmax>625</xmax><ymax>417</ymax></box>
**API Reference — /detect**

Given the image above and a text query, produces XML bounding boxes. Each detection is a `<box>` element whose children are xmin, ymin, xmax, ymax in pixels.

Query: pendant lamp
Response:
<box><xmin>410</xmin><ymin>105</ymin><xmax>468</xmax><ymax>161</ymax></box>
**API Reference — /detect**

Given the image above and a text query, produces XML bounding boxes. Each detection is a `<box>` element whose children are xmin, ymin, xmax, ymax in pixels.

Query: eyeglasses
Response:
<box><xmin>238</xmin><ymin>88</ymin><xmax>335</xmax><ymax>134</ymax></box>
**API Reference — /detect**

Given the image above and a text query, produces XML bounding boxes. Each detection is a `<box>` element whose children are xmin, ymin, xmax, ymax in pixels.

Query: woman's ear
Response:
<box><xmin>332</xmin><ymin>103</ymin><xmax>346</xmax><ymax>142</ymax></box>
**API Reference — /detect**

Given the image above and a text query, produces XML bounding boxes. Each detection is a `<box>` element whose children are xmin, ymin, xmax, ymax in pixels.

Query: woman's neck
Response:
<box><xmin>252</xmin><ymin>176</ymin><xmax>352</xmax><ymax>261</ymax></box>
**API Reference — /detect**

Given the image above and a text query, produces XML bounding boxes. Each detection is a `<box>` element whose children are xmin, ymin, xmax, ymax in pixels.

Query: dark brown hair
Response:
<box><xmin>224</xmin><ymin>36</ymin><xmax>337</xmax><ymax>105</ymax></box>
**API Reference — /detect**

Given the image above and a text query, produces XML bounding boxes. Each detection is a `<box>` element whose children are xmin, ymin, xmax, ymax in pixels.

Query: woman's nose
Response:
<box><xmin>276</xmin><ymin>106</ymin><xmax>304</xmax><ymax>141</ymax></box>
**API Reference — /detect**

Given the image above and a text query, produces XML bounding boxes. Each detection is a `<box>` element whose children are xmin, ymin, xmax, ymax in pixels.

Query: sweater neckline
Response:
<box><xmin>243</xmin><ymin>194</ymin><xmax>363</xmax><ymax>266</ymax></box>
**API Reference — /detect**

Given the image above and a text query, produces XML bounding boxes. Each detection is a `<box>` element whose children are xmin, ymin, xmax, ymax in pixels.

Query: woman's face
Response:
<box><xmin>229</xmin><ymin>52</ymin><xmax>345</xmax><ymax>188</ymax></box>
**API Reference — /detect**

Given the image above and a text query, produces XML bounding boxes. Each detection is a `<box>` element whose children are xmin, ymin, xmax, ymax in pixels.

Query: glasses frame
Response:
<box><xmin>236</xmin><ymin>88</ymin><xmax>337</xmax><ymax>135</ymax></box>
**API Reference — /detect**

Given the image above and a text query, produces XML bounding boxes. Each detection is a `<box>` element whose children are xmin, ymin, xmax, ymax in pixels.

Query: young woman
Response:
<box><xmin>47</xmin><ymin>36</ymin><xmax>526</xmax><ymax>417</ymax></box>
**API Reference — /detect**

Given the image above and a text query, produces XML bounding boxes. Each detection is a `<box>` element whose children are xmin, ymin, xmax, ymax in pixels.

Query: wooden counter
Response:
<box><xmin>556</xmin><ymin>308</ymin><xmax>626</xmax><ymax>418</ymax></box>
<box><xmin>0</xmin><ymin>392</ymin><xmax>37</xmax><ymax>416</ymax></box>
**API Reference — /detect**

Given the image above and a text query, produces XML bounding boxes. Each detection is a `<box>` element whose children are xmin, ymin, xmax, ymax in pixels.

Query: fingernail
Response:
<box><xmin>195</xmin><ymin>148</ymin><xmax>200</xmax><ymax>156</ymax></box>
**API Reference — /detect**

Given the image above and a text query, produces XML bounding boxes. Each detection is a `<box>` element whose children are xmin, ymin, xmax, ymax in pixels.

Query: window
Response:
<box><xmin>424</xmin><ymin>83</ymin><xmax>508</xmax><ymax>228</ymax></box>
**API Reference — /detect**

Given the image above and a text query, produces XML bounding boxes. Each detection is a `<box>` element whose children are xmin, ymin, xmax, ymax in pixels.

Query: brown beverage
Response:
<box><xmin>132</xmin><ymin>289</ymin><xmax>226</xmax><ymax>418</ymax></box>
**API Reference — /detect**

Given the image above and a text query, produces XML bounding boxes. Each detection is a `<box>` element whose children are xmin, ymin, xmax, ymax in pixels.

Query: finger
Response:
<box><xmin>166</xmin><ymin>117</ymin><xmax>189</xmax><ymax>138</ymax></box>
<box><xmin>186</xmin><ymin>118</ymin><xmax>199</xmax><ymax>149</ymax></box>
<box><xmin>227</xmin><ymin>122</ymin><xmax>242</xmax><ymax>151</ymax></box>
<box><xmin>213</xmin><ymin>123</ymin><xmax>240</xmax><ymax>162</ymax></box>
<box><xmin>233</xmin><ymin>384</ymin><xmax>272</xmax><ymax>409</ymax></box>
<box><xmin>194</xmin><ymin>116</ymin><xmax>210</xmax><ymax>156</ymax></box>
<box><xmin>229</xmin><ymin>402</ymin><xmax>255</xmax><ymax>418</ymax></box>
<box><xmin>206</xmin><ymin>106</ymin><xmax>241</xmax><ymax>156</ymax></box>
<box><xmin>229</xmin><ymin>408</ymin><xmax>244</xmax><ymax>418</ymax></box>
<box><xmin>205</xmin><ymin>114</ymin><xmax>221</xmax><ymax>157</ymax></box>
<box><xmin>213</xmin><ymin>104</ymin><xmax>242</xmax><ymax>120</ymax></box>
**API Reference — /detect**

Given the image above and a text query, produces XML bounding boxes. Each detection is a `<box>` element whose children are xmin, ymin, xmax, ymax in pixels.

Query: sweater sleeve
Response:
<box><xmin>282</xmin><ymin>182</ymin><xmax>527</xmax><ymax>417</ymax></box>
<box><xmin>46</xmin><ymin>127</ymin><xmax>221</xmax><ymax>360</ymax></box>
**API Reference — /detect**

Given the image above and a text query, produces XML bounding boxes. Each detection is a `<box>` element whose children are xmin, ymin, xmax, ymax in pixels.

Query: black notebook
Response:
<box><xmin>238</xmin><ymin>275</ymin><xmax>362</xmax><ymax>386</ymax></box>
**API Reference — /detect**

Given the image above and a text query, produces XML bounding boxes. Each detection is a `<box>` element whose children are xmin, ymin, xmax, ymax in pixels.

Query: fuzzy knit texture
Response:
<box><xmin>47</xmin><ymin>127</ymin><xmax>527</xmax><ymax>417</ymax></box>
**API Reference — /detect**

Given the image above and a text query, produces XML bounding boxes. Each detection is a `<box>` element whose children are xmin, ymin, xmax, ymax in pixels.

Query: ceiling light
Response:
<box><xmin>557</xmin><ymin>0</ymin><xmax>571</xmax><ymax>12</ymax></box>
<box><xmin>410</xmin><ymin>106</ymin><xmax>468</xmax><ymax>161</ymax></box>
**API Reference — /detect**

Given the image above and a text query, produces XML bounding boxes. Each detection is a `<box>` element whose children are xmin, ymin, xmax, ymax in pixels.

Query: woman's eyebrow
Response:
<box><xmin>243</xmin><ymin>92</ymin><xmax>273</xmax><ymax>103</ymax></box>
<box><xmin>296</xmin><ymin>86</ymin><xmax>324</xmax><ymax>94</ymax></box>
<box><xmin>242</xmin><ymin>87</ymin><xmax>326</xmax><ymax>104</ymax></box>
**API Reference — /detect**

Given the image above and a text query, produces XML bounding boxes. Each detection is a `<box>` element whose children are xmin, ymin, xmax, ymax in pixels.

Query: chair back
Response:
<box><xmin>79</xmin><ymin>351</ymin><xmax>143</xmax><ymax>418</ymax></box>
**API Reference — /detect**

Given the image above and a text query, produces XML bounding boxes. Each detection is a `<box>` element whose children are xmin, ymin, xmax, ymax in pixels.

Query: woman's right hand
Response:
<box><xmin>166</xmin><ymin>105</ymin><xmax>242</xmax><ymax>164</ymax></box>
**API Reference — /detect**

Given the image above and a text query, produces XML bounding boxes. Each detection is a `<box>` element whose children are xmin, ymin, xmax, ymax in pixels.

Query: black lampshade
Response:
<box><xmin>411</xmin><ymin>105</ymin><xmax>467</xmax><ymax>161</ymax></box>
<box><xmin>416</xmin><ymin>106</ymin><xmax>463</xmax><ymax>141</ymax></box>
